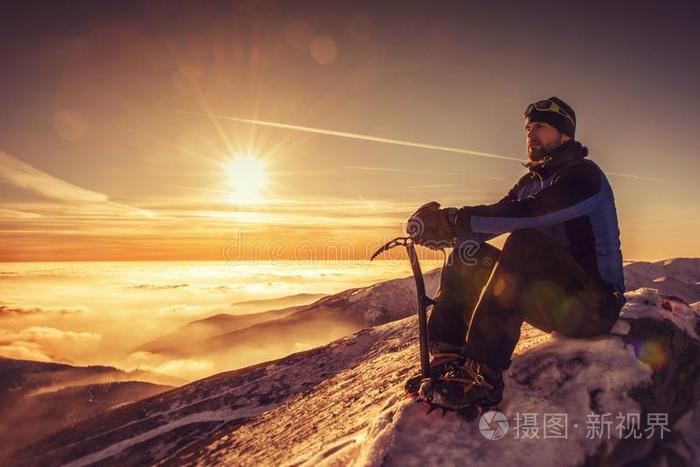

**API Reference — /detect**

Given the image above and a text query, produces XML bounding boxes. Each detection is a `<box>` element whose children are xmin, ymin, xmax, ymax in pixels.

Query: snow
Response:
<box><xmin>175</xmin><ymin>291</ymin><xmax>654</xmax><ymax>465</ymax></box>
<box><xmin>65</xmin><ymin>406</ymin><xmax>271</xmax><ymax>467</ymax></box>
<box><xmin>620</xmin><ymin>288</ymin><xmax>699</xmax><ymax>339</ymax></box>
<box><xmin>356</xmin><ymin>337</ymin><xmax>651</xmax><ymax>467</ymax></box>
<box><xmin>190</xmin><ymin>283</ymin><xmax>698</xmax><ymax>467</ymax></box>
<box><xmin>623</xmin><ymin>258</ymin><xmax>700</xmax><ymax>303</ymax></box>
<box><xmin>341</xmin><ymin>269</ymin><xmax>441</xmax><ymax>325</ymax></box>
<box><xmin>16</xmin><ymin>259</ymin><xmax>700</xmax><ymax>466</ymax></box>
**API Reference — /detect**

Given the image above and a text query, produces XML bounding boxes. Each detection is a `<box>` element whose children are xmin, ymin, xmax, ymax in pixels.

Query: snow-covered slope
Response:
<box><xmin>12</xmin><ymin>259</ymin><xmax>700</xmax><ymax>466</ymax></box>
<box><xmin>1</xmin><ymin>380</ymin><xmax>172</xmax><ymax>461</ymax></box>
<box><xmin>0</xmin><ymin>358</ymin><xmax>182</xmax><ymax>461</ymax></box>
<box><xmin>182</xmin><ymin>288</ymin><xmax>700</xmax><ymax>467</ymax></box>
<box><xmin>624</xmin><ymin>258</ymin><xmax>700</xmax><ymax>303</ymax></box>
<box><xmin>15</xmin><ymin>287</ymin><xmax>700</xmax><ymax>467</ymax></box>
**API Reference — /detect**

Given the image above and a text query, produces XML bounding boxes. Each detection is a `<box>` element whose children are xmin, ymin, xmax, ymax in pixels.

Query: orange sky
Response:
<box><xmin>1</xmin><ymin>1</ymin><xmax>698</xmax><ymax>262</ymax></box>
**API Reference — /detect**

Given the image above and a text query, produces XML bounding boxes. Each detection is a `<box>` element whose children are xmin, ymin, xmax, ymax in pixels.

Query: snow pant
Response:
<box><xmin>427</xmin><ymin>228</ymin><xmax>623</xmax><ymax>370</ymax></box>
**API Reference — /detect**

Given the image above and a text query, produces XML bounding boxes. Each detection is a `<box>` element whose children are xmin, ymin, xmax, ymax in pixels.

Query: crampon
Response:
<box><xmin>404</xmin><ymin>373</ymin><xmax>497</xmax><ymax>421</ymax></box>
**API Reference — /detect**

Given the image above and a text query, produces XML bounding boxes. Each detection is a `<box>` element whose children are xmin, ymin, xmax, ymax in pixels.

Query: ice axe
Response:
<box><xmin>370</xmin><ymin>237</ymin><xmax>435</xmax><ymax>380</ymax></box>
<box><xmin>371</xmin><ymin>238</ymin><xmax>484</xmax><ymax>421</ymax></box>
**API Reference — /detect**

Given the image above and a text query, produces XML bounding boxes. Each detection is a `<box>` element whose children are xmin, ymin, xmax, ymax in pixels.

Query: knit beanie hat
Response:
<box><xmin>524</xmin><ymin>96</ymin><xmax>576</xmax><ymax>137</ymax></box>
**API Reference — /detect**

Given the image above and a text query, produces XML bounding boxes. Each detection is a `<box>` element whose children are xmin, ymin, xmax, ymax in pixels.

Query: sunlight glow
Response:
<box><xmin>226</xmin><ymin>154</ymin><xmax>269</xmax><ymax>204</ymax></box>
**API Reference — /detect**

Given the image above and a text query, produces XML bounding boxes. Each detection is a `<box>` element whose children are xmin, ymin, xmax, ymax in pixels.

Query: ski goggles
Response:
<box><xmin>524</xmin><ymin>100</ymin><xmax>575</xmax><ymax>127</ymax></box>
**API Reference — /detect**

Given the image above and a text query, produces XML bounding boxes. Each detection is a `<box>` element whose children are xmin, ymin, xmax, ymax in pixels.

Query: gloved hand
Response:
<box><xmin>406</xmin><ymin>201</ymin><xmax>458</xmax><ymax>248</ymax></box>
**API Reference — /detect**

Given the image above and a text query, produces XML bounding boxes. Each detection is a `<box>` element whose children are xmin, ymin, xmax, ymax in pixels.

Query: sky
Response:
<box><xmin>1</xmin><ymin>0</ymin><xmax>698</xmax><ymax>262</ymax></box>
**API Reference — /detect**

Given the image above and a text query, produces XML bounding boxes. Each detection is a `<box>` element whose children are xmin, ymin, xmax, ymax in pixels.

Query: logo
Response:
<box><xmin>479</xmin><ymin>410</ymin><xmax>510</xmax><ymax>440</ymax></box>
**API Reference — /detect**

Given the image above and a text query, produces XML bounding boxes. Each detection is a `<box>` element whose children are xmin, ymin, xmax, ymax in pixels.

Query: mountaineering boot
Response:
<box><xmin>404</xmin><ymin>343</ymin><xmax>463</xmax><ymax>398</ymax></box>
<box><xmin>418</xmin><ymin>357</ymin><xmax>504</xmax><ymax>411</ymax></box>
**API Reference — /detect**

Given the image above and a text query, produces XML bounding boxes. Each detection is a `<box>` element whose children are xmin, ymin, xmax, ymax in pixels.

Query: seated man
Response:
<box><xmin>408</xmin><ymin>97</ymin><xmax>626</xmax><ymax>411</ymax></box>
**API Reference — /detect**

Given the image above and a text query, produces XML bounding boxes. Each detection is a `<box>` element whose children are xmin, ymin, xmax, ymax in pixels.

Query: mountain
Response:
<box><xmin>229</xmin><ymin>293</ymin><xmax>328</xmax><ymax>312</ymax></box>
<box><xmin>624</xmin><ymin>258</ymin><xmax>700</xmax><ymax>303</ymax></box>
<box><xmin>136</xmin><ymin>306</ymin><xmax>307</xmax><ymax>353</ymax></box>
<box><xmin>0</xmin><ymin>380</ymin><xmax>172</xmax><ymax>461</ymax></box>
<box><xmin>136</xmin><ymin>293</ymin><xmax>327</xmax><ymax>354</ymax></box>
<box><xmin>13</xmin><ymin>285</ymin><xmax>700</xmax><ymax>466</ymax></box>
<box><xmin>0</xmin><ymin>357</ymin><xmax>185</xmax><ymax>396</ymax></box>
<box><xmin>0</xmin><ymin>357</ymin><xmax>185</xmax><ymax>458</ymax></box>
<box><xmin>142</xmin><ymin>269</ymin><xmax>441</xmax><ymax>370</ymax></box>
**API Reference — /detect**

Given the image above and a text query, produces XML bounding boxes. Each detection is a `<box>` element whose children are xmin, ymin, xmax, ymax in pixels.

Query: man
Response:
<box><xmin>407</xmin><ymin>97</ymin><xmax>625</xmax><ymax>411</ymax></box>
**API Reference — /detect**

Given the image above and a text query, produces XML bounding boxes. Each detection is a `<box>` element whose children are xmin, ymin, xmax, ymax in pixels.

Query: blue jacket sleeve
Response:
<box><xmin>456</xmin><ymin>161</ymin><xmax>602</xmax><ymax>235</ymax></box>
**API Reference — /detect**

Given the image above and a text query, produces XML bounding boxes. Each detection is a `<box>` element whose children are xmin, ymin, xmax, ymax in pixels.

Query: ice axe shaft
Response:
<box><xmin>406</xmin><ymin>241</ymin><xmax>432</xmax><ymax>379</ymax></box>
<box><xmin>371</xmin><ymin>237</ymin><xmax>432</xmax><ymax>379</ymax></box>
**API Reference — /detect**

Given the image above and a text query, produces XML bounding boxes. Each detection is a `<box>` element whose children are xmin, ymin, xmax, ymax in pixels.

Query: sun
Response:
<box><xmin>226</xmin><ymin>154</ymin><xmax>269</xmax><ymax>204</ymax></box>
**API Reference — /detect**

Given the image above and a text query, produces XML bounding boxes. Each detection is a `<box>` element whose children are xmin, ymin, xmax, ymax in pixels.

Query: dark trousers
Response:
<box><xmin>427</xmin><ymin>229</ymin><xmax>623</xmax><ymax>370</ymax></box>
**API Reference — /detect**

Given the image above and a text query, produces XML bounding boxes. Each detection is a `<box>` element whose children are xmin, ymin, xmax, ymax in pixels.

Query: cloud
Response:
<box><xmin>0</xmin><ymin>149</ymin><xmax>154</xmax><ymax>218</ymax></box>
<box><xmin>202</xmin><ymin>285</ymin><xmax>242</xmax><ymax>293</ymax></box>
<box><xmin>0</xmin><ymin>208</ymin><xmax>43</xmax><ymax>219</ymax></box>
<box><xmin>126</xmin><ymin>351</ymin><xmax>214</xmax><ymax>380</ymax></box>
<box><xmin>156</xmin><ymin>304</ymin><xmax>204</xmax><ymax>317</ymax></box>
<box><xmin>0</xmin><ymin>342</ymin><xmax>53</xmax><ymax>362</ymax></box>
<box><xmin>124</xmin><ymin>284</ymin><xmax>189</xmax><ymax>290</ymax></box>
<box><xmin>150</xmin><ymin>358</ymin><xmax>214</xmax><ymax>376</ymax></box>
<box><xmin>0</xmin><ymin>326</ymin><xmax>102</xmax><ymax>363</ymax></box>
<box><xmin>344</xmin><ymin>165</ymin><xmax>449</xmax><ymax>176</ymax></box>
<box><xmin>0</xmin><ymin>302</ymin><xmax>87</xmax><ymax>317</ymax></box>
<box><xmin>0</xmin><ymin>150</ymin><xmax>108</xmax><ymax>203</ymax></box>
<box><xmin>0</xmin><ymin>326</ymin><xmax>102</xmax><ymax>344</ymax></box>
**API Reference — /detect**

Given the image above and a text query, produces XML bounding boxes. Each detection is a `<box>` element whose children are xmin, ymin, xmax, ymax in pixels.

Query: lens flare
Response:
<box><xmin>635</xmin><ymin>339</ymin><xmax>669</xmax><ymax>370</ymax></box>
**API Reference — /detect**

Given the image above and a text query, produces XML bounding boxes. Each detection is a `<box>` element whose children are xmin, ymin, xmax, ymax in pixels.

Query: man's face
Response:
<box><xmin>525</xmin><ymin>121</ymin><xmax>567</xmax><ymax>161</ymax></box>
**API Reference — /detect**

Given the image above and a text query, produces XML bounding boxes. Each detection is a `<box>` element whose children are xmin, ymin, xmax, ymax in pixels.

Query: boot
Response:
<box><xmin>427</xmin><ymin>341</ymin><xmax>463</xmax><ymax>378</ymax></box>
<box><xmin>405</xmin><ymin>342</ymin><xmax>462</xmax><ymax>398</ymax></box>
<box><xmin>420</xmin><ymin>357</ymin><xmax>504</xmax><ymax>411</ymax></box>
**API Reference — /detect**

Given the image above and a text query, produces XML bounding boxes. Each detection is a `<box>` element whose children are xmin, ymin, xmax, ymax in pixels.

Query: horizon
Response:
<box><xmin>0</xmin><ymin>255</ymin><xmax>692</xmax><ymax>263</ymax></box>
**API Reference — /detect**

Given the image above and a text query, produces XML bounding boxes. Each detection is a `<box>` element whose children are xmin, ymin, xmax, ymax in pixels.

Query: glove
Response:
<box><xmin>406</xmin><ymin>201</ymin><xmax>458</xmax><ymax>248</ymax></box>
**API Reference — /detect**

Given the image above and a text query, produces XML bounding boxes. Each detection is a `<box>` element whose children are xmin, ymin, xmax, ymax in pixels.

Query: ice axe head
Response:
<box><xmin>369</xmin><ymin>236</ymin><xmax>411</xmax><ymax>262</ymax></box>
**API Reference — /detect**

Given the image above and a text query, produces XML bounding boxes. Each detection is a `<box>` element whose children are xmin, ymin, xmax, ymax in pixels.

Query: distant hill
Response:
<box><xmin>136</xmin><ymin>305</ymin><xmax>307</xmax><ymax>353</ymax></box>
<box><xmin>623</xmin><ymin>257</ymin><xmax>700</xmax><ymax>302</ymax></box>
<box><xmin>0</xmin><ymin>357</ymin><xmax>185</xmax><ymax>397</ymax></box>
<box><xmin>229</xmin><ymin>293</ymin><xmax>327</xmax><ymax>312</ymax></box>
<box><xmin>0</xmin><ymin>358</ymin><xmax>175</xmax><ymax>459</ymax></box>
<box><xmin>144</xmin><ymin>270</ymin><xmax>442</xmax><ymax>370</ymax></box>
<box><xmin>136</xmin><ymin>293</ymin><xmax>328</xmax><ymax>354</ymax></box>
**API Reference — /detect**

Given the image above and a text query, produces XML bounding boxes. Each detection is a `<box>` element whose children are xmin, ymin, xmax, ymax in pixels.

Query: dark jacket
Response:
<box><xmin>455</xmin><ymin>140</ymin><xmax>625</xmax><ymax>295</ymax></box>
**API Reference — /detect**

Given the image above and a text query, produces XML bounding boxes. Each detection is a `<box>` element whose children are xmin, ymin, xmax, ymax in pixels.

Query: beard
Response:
<box><xmin>527</xmin><ymin>144</ymin><xmax>545</xmax><ymax>161</ymax></box>
<box><xmin>527</xmin><ymin>134</ymin><xmax>565</xmax><ymax>161</ymax></box>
